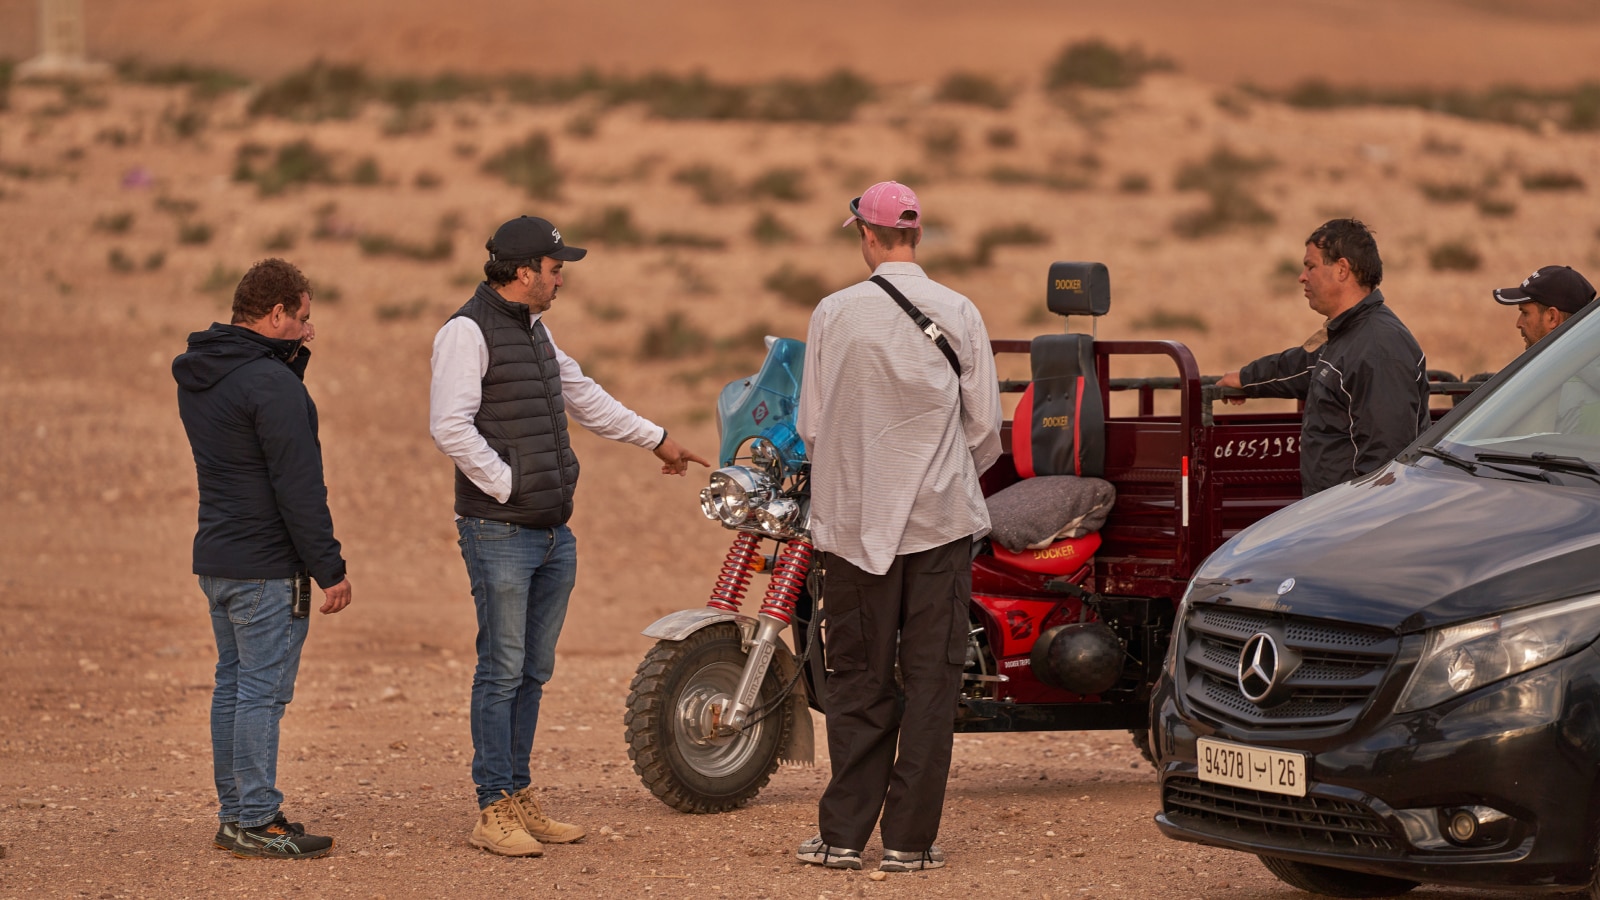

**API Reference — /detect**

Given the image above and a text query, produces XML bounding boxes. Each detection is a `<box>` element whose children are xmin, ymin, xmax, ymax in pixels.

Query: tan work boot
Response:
<box><xmin>511</xmin><ymin>786</ymin><xmax>586</xmax><ymax>844</ymax></box>
<box><xmin>469</xmin><ymin>794</ymin><xmax>544</xmax><ymax>857</ymax></box>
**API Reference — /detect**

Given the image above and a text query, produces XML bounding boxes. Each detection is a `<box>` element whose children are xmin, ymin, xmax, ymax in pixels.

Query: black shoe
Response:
<box><xmin>213</xmin><ymin>822</ymin><xmax>239</xmax><ymax>850</ymax></box>
<box><xmin>232</xmin><ymin>813</ymin><xmax>335</xmax><ymax>860</ymax></box>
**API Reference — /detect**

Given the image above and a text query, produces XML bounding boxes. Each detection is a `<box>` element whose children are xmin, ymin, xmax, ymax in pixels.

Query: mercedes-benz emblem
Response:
<box><xmin>1237</xmin><ymin>632</ymin><xmax>1280</xmax><ymax>702</ymax></box>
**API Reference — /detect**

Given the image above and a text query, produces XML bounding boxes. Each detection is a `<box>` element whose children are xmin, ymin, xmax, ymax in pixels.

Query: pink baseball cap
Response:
<box><xmin>842</xmin><ymin>181</ymin><xmax>921</xmax><ymax>229</ymax></box>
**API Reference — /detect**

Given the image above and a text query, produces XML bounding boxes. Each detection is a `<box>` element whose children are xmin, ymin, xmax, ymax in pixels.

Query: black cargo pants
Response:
<box><xmin>816</xmin><ymin>535</ymin><xmax>971</xmax><ymax>852</ymax></box>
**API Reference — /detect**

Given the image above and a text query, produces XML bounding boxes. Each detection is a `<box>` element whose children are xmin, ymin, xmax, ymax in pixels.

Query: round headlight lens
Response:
<box><xmin>753</xmin><ymin>497</ymin><xmax>800</xmax><ymax>535</ymax></box>
<box><xmin>749</xmin><ymin>438</ymin><xmax>782</xmax><ymax>475</ymax></box>
<box><xmin>702</xmin><ymin>466</ymin><xmax>775</xmax><ymax>527</ymax></box>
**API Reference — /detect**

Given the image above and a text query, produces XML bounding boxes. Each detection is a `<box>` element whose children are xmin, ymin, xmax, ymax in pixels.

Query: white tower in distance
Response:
<box><xmin>18</xmin><ymin>0</ymin><xmax>111</xmax><ymax>80</ymax></box>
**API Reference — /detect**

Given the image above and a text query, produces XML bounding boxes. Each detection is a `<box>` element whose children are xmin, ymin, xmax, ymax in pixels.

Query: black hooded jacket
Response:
<box><xmin>173</xmin><ymin>324</ymin><xmax>346</xmax><ymax>588</ymax></box>
<box><xmin>1238</xmin><ymin>290</ymin><xmax>1430</xmax><ymax>496</ymax></box>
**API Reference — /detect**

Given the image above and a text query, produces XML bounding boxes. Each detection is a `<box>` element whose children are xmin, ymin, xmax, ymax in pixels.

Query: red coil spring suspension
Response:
<box><xmin>757</xmin><ymin>539</ymin><xmax>814</xmax><ymax>625</ymax></box>
<box><xmin>707</xmin><ymin>532</ymin><xmax>763</xmax><ymax>612</ymax></box>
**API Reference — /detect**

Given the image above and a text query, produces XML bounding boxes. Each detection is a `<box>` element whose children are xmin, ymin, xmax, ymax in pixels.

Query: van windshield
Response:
<box><xmin>1437</xmin><ymin>308</ymin><xmax>1600</xmax><ymax>464</ymax></box>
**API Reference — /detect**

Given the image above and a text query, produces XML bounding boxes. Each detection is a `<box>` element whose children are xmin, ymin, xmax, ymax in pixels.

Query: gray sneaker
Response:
<box><xmin>880</xmin><ymin>845</ymin><xmax>947</xmax><ymax>872</ymax></box>
<box><xmin>213</xmin><ymin>822</ymin><xmax>239</xmax><ymax>850</ymax></box>
<box><xmin>795</xmin><ymin>834</ymin><xmax>863</xmax><ymax>870</ymax></box>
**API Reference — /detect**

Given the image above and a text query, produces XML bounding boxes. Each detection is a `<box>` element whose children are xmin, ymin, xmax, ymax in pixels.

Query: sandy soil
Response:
<box><xmin>3</xmin><ymin>4</ymin><xmax>1600</xmax><ymax>898</ymax></box>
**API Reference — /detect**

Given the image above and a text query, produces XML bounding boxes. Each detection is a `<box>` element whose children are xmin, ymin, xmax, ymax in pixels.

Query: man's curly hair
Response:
<box><xmin>231</xmin><ymin>258</ymin><xmax>312</xmax><ymax>324</ymax></box>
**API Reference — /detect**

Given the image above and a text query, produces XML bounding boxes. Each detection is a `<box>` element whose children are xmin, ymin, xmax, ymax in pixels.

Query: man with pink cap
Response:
<box><xmin>794</xmin><ymin>181</ymin><xmax>1002</xmax><ymax>873</ymax></box>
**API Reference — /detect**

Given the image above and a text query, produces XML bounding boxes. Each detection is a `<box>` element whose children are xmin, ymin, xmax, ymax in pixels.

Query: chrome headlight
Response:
<box><xmin>749</xmin><ymin>437</ymin><xmax>783</xmax><ymax>476</ymax></box>
<box><xmin>1396</xmin><ymin>592</ymin><xmax>1600</xmax><ymax>712</ymax></box>
<box><xmin>698</xmin><ymin>466</ymin><xmax>775</xmax><ymax>527</ymax></box>
<box><xmin>752</xmin><ymin>497</ymin><xmax>802</xmax><ymax>536</ymax></box>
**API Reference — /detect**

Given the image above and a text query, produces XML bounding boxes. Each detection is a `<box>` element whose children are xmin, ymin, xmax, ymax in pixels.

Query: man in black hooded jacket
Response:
<box><xmin>173</xmin><ymin>258</ymin><xmax>351</xmax><ymax>860</ymax></box>
<box><xmin>1219</xmin><ymin>219</ymin><xmax>1430</xmax><ymax>496</ymax></box>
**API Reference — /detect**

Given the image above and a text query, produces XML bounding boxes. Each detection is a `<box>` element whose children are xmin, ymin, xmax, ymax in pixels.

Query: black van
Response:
<box><xmin>1151</xmin><ymin>302</ymin><xmax>1600</xmax><ymax>897</ymax></box>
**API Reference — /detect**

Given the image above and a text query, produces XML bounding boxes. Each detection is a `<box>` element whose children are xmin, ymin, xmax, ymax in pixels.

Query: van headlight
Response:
<box><xmin>1395</xmin><ymin>592</ymin><xmax>1600</xmax><ymax>712</ymax></box>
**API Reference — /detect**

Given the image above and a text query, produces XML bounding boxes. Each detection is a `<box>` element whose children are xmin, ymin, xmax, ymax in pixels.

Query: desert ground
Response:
<box><xmin>3</xmin><ymin>1</ymin><xmax>1600</xmax><ymax>897</ymax></box>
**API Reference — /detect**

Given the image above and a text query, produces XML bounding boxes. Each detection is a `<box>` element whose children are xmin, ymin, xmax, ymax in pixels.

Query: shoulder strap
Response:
<box><xmin>870</xmin><ymin>275</ymin><xmax>961</xmax><ymax>377</ymax></box>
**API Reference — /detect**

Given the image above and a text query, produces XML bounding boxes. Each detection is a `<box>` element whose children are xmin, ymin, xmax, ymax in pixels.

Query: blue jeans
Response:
<box><xmin>456</xmin><ymin>519</ymin><xmax>578</xmax><ymax>809</ymax></box>
<box><xmin>202</xmin><ymin>575</ymin><xmax>308</xmax><ymax>829</ymax></box>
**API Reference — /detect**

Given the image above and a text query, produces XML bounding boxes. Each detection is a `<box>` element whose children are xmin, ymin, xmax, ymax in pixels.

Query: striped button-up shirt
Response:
<box><xmin>798</xmin><ymin>262</ymin><xmax>1003</xmax><ymax>575</ymax></box>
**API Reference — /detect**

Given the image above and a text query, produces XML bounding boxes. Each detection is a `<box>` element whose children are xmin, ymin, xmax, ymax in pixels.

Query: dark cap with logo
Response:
<box><xmin>488</xmin><ymin>216</ymin><xmax>587</xmax><ymax>263</ymax></box>
<box><xmin>1492</xmin><ymin>265</ymin><xmax>1596</xmax><ymax>315</ymax></box>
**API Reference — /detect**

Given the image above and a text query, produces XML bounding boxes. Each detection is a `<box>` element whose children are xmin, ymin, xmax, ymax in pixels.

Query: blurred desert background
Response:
<box><xmin>3</xmin><ymin>1</ymin><xmax>1600</xmax><ymax>897</ymax></box>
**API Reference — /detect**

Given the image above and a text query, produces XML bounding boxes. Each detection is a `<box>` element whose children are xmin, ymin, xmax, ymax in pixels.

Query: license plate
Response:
<box><xmin>1197</xmin><ymin>738</ymin><xmax>1308</xmax><ymax>797</ymax></box>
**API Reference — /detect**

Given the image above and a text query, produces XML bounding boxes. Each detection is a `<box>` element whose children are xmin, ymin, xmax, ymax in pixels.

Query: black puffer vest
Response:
<box><xmin>450</xmin><ymin>283</ymin><xmax>579</xmax><ymax>526</ymax></box>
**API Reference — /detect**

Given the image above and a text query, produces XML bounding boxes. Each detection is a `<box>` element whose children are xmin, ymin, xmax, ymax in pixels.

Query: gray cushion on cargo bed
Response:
<box><xmin>985</xmin><ymin>476</ymin><xmax>1116</xmax><ymax>553</ymax></box>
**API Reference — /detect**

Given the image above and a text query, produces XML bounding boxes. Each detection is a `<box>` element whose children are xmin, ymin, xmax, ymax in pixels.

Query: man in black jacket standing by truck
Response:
<box><xmin>174</xmin><ymin>258</ymin><xmax>352</xmax><ymax>859</ymax></box>
<box><xmin>1219</xmin><ymin>219</ymin><xmax>1430</xmax><ymax>495</ymax></box>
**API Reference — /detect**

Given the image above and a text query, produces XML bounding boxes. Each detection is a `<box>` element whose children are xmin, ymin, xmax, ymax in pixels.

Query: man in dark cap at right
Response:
<box><xmin>1491</xmin><ymin>264</ymin><xmax>1597</xmax><ymax>349</ymax></box>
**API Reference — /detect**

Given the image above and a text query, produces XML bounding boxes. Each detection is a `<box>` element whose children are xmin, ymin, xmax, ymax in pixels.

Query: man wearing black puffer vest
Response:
<box><xmin>174</xmin><ymin>257</ymin><xmax>352</xmax><ymax>860</ymax></box>
<box><xmin>429</xmin><ymin>216</ymin><xmax>709</xmax><ymax>857</ymax></box>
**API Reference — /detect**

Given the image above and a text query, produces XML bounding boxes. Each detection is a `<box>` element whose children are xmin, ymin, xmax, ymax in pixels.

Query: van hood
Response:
<box><xmin>1192</xmin><ymin>459</ymin><xmax>1600</xmax><ymax>633</ymax></box>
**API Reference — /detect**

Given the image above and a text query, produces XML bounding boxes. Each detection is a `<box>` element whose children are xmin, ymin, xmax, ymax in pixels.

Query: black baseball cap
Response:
<box><xmin>1492</xmin><ymin>265</ymin><xmax>1596</xmax><ymax>314</ymax></box>
<box><xmin>488</xmin><ymin>216</ymin><xmax>587</xmax><ymax>263</ymax></box>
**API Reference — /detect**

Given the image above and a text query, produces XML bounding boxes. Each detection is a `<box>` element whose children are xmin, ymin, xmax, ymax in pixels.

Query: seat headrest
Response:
<box><xmin>1047</xmin><ymin>262</ymin><xmax>1110</xmax><ymax>318</ymax></box>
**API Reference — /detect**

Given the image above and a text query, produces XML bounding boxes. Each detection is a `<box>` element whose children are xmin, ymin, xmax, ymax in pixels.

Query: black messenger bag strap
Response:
<box><xmin>870</xmin><ymin>275</ymin><xmax>961</xmax><ymax>377</ymax></box>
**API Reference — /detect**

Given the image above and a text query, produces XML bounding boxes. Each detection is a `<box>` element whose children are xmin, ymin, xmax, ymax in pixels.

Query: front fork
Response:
<box><xmin>707</xmin><ymin>532</ymin><xmax>815</xmax><ymax>731</ymax></box>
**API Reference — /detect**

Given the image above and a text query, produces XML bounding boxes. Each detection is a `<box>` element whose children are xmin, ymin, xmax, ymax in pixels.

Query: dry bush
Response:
<box><xmin>1417</xmin><ymin>180</ymin><xmax>1475</xmax><ymax>203</ymax></box>
<box><xmin>922</xmin><ymin>123</ymin><xmax>963</xmax><ymax>166</ymax></box>
<box><xmin>116</xmin><ymin>58</ymin><xmax>248</xmax><ymax>99</ymax></box>
<box><xmin>750</xmin><ymin>212</ymin><xmax>796</xmax><ymax>245</ymax></box>
<box><xmin>749</xmin><ymin>167</ymin><xmax>810</xmax><ymax>202</ymax></box>
<box><xmin>1520</xmin><ymin>169</ymin><xmax>1586</xmax><ymax>192</ymax></box>
<box><xmin>199</xmin><ymin>264</ymin><xmax>242</xmax><ymax>294</ymax></box>
<box><xmin>481</xmin><ymin>132</ymin><xmax>563</xmax><ymax>200</ymax></box>
<box><xmin>375</xmin><ymin>299</ymin><xmax>430</xmax><ymax>321</ymax></box>
<box><xmin>234</xmin><ymin>140</ymin><xmax>339</xmax><ymax>196</ymax></box>
<box><xmin>1045</xmin><ymin>39</ymin><xmax>1174</xmax><ymax>91</ymax></box>
<box><xmin>262</xmin><ymin>228</ymin><xmax>296</xmax><ymax>251</ymax></box>
<box><xmin>673</xmin><ymin>163</ymin><xmax>739</xmax><ymax>205</ymax></box>
<box><xmin>1428</xmin><ymin>240</ymin><xmax>1483</xmax><ymax>272</ymax></box>
<box><xmin>639</xmin><ymin>312</ymin><xmax>711</xmax><ymax>360</ymax></box>
<box><xmin>568</xmin><ymin>206</ymin><xmax>645</xmax><ymax>246</ymax></box>
<box><xmin>985</xmin><ymin>127</ymin><xmax>1018</xmax><ymax>149</ymax></box>
<box><xmin>1173</xmin><ymin>146</ymin><xmax>1276</xmax><ymax>192</ymax></box>
<box><xmin>358</xmin><ymin>232</ymin><xmax>452</xmax><ymax>261</ymax></box>
<box><xmin>764</xmin><ymin>264</ymin><xmax>835</xmax><ymax>307</ymax></box>
<box><xmin>94</xmin><ymin>211</ymin><xmax>135</xmax><ymax>234</ymax></box>
<box><xmin>177</xmin><ymin>221</ymin><xmax>213</xmax><ymax>245</ymax></box>
<box><xmin>1132</xmin><ymin>308</ymin><xmax>1208</xmax><ymax>333</ymax></box>
<box><xmin>655</xmin><ymin>231</ymin><xmax>727</xmax><ymax>250</ymax></box>
<box><xmin>1172</xmin><ymin>185</ymin><xmax>1275</xmax><ymax>239</ymax></box>
<box><xmin>1117</xmin><ymin>172</ymin><xmax>1151</xmax><ymax>194</ymax></box>
<box><xmin>1259</xmin><ymin>80</ymin><xmax>1600</xmax><ymax>134</ymax></box>
<box><xmin>1476</xmin><ymin>196</ymin><xmax>1517</xmax><ymax>218</ymax></box>
<box><xmin>936</xmin><ymin>72</ymin><xmax>1012</xmax><ymax>109</ymax></box>
<box><xmin>108</xmin><ymin>248</ymin><xmax>136</xmax><ymax>273</ymax></box>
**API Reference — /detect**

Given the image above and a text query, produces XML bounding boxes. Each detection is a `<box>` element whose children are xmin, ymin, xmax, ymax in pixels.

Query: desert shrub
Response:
<box><xmin>749</xmin><ymin>167</ymin><xmax>809</xmax><ymax>202</ymax></box>
<box><xmin>1172</xmin><ymin>184</ymin><xmax>1275</xmax><ymax>239</ymax></box>
<box><xmin>1173</xmin><ymin>146</ymin><xmax>1276</xmax><ymax>192</ymax></box>
<box><xmin>1132</xmin><ymin>308</ymin><xmax>1208</xmax><ymax>333</ymax></box>
<box><xmin>978</xmin><ymin>223</ymin><xmax>1050</xmax><ymax>253</ymax></box>
<box><xmin>764</xmin><ymin>264</ymin><xmax>832</xmax><ymax>307</ymax></box>
<box><xmin>673</xmin><ymin>163</ymin><xmax>739</xmax><ymax>205</ymax></box>
<box><xmin>375</xmin><ymin>299</ymin><xmax>429</xmax><ymax>321</ymax></box>
<box><xmin>481</xmin><ymin>132</ymin><xmax>562</xmax><ymax>200</ymax></box>
<box><xmin>235</xmin><ymin>140</ymin><xmax>339</xmax><ymax>196</ymax></box>
<box><xmin>1260</xmin><ymin>79</ymin><xmax>1600</xmax><ymax>134</ymax></box>
<box><xmin>143</xmin><ymin>251</ymin><xmax>165</xmax><ymax>271</ymax></box>
<box><xmin>502</xmin><ymin>69</ymin><xmax>610</xmax><ymax>106</ymax></box>
<box><xmin>751</xmin><ymin>211</ymin><xmax>795</xmax><ymax>245</ymax></box>
<box><xmin>358</xmin><ymin>232</ymin><xmax>452</xmax><ymax>261</ymax></box>
<box><xmin>565</xmin><ymin>112</ymin><xmax>599</xmax><ymax>138</ymax></box>
<box><xmin>413</xmin><ymin>170</ymin><xmax>442</xmax><ymax>190</ymax></box>
<box><xmin>585</xmin><ymin>300</ymin><xmax>627</xmax><ymax>322</ymax></box>
<box><xmin>178</xmin><ymin>221</ymin><xmax>213</xmax><ymax>245</ymax></box>
<box><xmin>654</xmin><ymin>231</ymin><xmax>727</xmax><ymax>250</ymax></box>
<box><xmin>1520</xmin><ymin>169</ymin><xmax>1586</xmax><ymax>192</ymax></box>
<box><xmin>1417</xmin><ymin>180</ymin><xmax>1475</xmax><ymax>203</ymax></box>
<box><xmin>116</xmin><ymin>59</ymin><xmax>248</xmax><ymax>98</ymax></box>
<box><xmin>1420</xmin><ymin>134</ymin><xmax>1464</xmax><ymax>156</ymax></box>
<box><xmin>200</xmin><ymin>264</ymin><xmax>243</xmax><ymax>293</ymax></box>
<box><xmin>639</xmin><ymin>312</ymin><xmax>711</xmax><ymax>360</ymax></box>
<box><xmin>0</xmin><ymin>58</ymin><xmax>13</xmax><ymax>111</ymax></box>
<box><xmin>248</xmin><ymin>61</ymin><xmax>372</xmax><ymax>120</ymax></box>
<box><xmin>94</xmin><ymin>211</ymin><xmax>135</xmax><ymax>233</ymax></box>
<box><xmin>453</xmin><ymin>142</ymin><xmax>478</xmax><ymax>159</ymax></box>
<box><xmin>985</xmin><ymin>165</ymin><xmax>1090</xmax><ymax>192</ymax></box>
<box><xmin>610</xmin><ymin>69</ymin><xmax>874</xmax><ymax>122</ymax></box>
<box><xmin>1476</xmin><ymin>196</ymin><xmax>1517</xmax><ymax>218</ymax></box>
<box><xmin>349</xmin><ymin>157</ymin><xmax>383</xmax><ymax>186</ymax></box>
<box><xmin>262</xmin><ymin>228</ymin><xmax>296</xmax><ymax>251</ymax></box>
<box><xmin>1045</xmin><ymin>39</ymin><xmax>1174</xmax><ymax>91</ymax></box>
<box><xmin>922</xmin><ymin>123</ymin><xmax>963</xmax><ymax>165</ymax></box>
<box><xmin>1118</xmin><ymin>172</ymin><xmax>1151</xmax><ymax>193</ymax></box>
<box><xmin>316</xmin><ymin>284</ymin><xmax>342</xmax><ymax>303</ymax></box>
<box><xmin>154</xmin><ymin>195</ymin><xmax>199</xmax><ymax>216</ymax></box>
<box><xmin>165</xmin><ymin>107</ymin><xmax>208</xmax><ymax>139</ymax></box>
<box><xmin>1428</xmin><ymin>240</ymin><xmax>1482</xmax><ymax>272</ymax></box>
<box><xmin>108</xmin><ymin>248</ymin><xmax>135</xmax><ymax>272</ymax></box>
<box><xmin>746</xmin><ymin>70</ymin><xmax>874</xmax><ymax>122</ymax></box>
<box><xmin>985</xmin><ymin>126</ymin><xmax>1018</xmax><ymax>149</ymax></box>
<box><xmin>565</xmin><ymin>205</ymin><xmax>645</xmax><ymax>246</ymax></box>
<box><xmin>936</xmin><ymin>72</ymin><xmax>1011</xmax><ymax>109</ymax></box>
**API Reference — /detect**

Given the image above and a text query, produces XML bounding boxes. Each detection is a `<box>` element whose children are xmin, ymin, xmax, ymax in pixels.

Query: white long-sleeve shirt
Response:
<box><xmin>797</xmin><ymin>262</ymin><xmax>1003</xmax><ymax>575</ymax></box>
<box><xmin>429</xmin><ymin>313</ymin><xmax>663</xmax><ymax>503</ymax></box>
